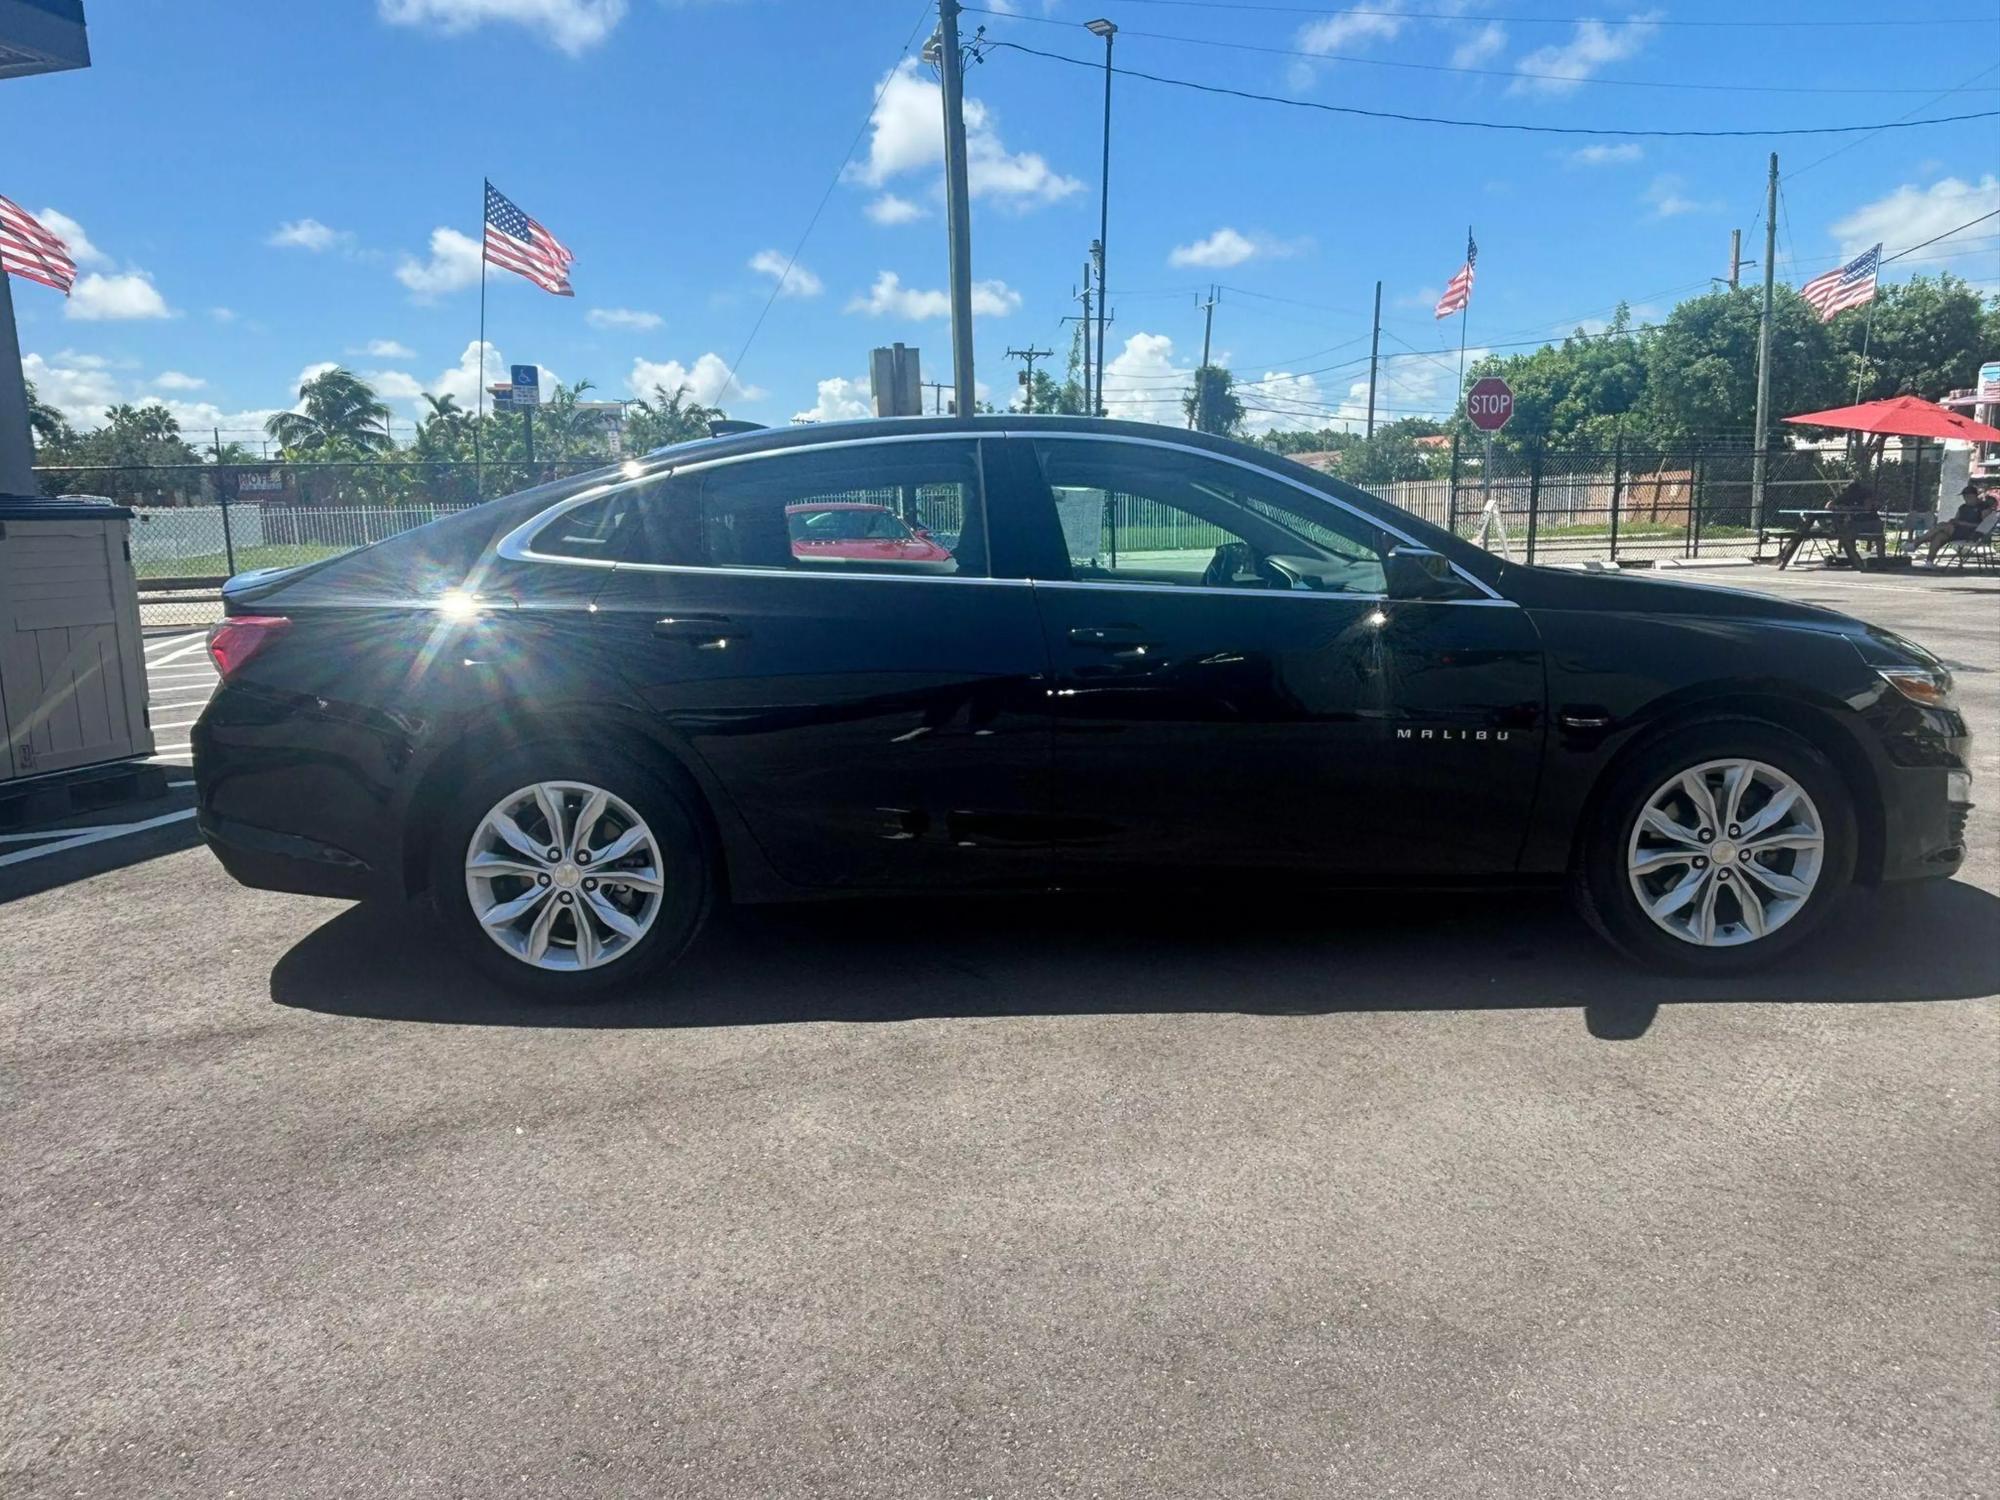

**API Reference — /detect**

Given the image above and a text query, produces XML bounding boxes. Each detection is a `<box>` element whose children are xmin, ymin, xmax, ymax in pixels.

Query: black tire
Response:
<box><xmin>1573</xmin><ymin>719</ymin><xmax>1857</xmax><ymax>974</ymax></box>
<box><xmin>428</xmin><ymin>742</ymin><xmax>714</xmax><ymax>1000</ymax></box>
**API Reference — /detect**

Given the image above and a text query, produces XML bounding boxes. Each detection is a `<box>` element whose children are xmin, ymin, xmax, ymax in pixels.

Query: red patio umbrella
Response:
<box><xmin>1782</xmin><ymin>394</ymin><xmax>2000</xmax><ymax>443</ymax></box>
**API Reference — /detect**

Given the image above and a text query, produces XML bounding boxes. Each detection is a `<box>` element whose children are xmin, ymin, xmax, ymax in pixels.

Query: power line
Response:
<box><xmin>725</xmin><ymin>0</ymin><xmax>935</xmax><ymax>392</ymax></box>
<box><xmin>962</xmin><ymin>7</ymin><xmax>1995</xmax><ymax>96</ymax></box>
<box><xmin>1091</xmin><ymin>0</ymin><xmax>1991</xmax><ymax>28</ymax></box>
<box><xmin>1882</xmin><ymin>208</ymin><xmax>2000</xmax><ymax>264</ymax></box>
<box><xmin>1782</xmin><ymin>58</ymin><xmax>2000</xmax><ymax>186</ymax></box>
<box><xmin>984</xmin><ymin>39</ymin><xmax>2000</xmax><ymax>137</ymax></box>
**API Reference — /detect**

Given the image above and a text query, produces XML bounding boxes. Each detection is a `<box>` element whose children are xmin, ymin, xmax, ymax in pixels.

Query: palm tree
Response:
<box><xmin>265</xmin><ymin>367</ymin><xmax>393</xmax><ymax>456</ymax></box>
<box><xmin>624</xmin><ymin>383</ymin><xmax>723</xmax><ymax>451</ymax></box>
<box><xmin>535</xmin><ymin>378</ymin><xmax>602</xmax><ymax>461</ymax></box>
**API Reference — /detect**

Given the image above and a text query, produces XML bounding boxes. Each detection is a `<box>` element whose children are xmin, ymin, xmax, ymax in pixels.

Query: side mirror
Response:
<box><xmin>1383</xmin><ymin>544</ymin><xmax>1463</xmax><ymax>600</ymax></box>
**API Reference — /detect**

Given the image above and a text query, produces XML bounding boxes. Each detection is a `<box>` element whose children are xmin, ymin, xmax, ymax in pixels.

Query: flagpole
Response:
<box><xmin>475</xmin><ymin>177</ymin><xmax>488</xmax><ymax>501</ymax></box>
<box><xmin>1852</xmin><ymin>293</ymin><xmax>1878</xmax><ymax>404</ymax></box>
<box><xmin>1454</xmin><ymin>224</ymin><xmax>1471</xmax><ymax>420</ymax></box>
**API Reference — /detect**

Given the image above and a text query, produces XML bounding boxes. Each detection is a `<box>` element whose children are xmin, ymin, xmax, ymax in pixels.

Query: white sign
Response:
<box><xmin>1978</xmin><ymin>361</ymin><xmax>2000</xmax><ymax>405</ymax></box>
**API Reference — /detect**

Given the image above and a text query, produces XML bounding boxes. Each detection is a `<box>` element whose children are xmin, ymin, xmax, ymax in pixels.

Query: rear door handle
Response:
<box><xmin>654</xmin><ymin>614</ymin><xmax>745</xmax><ymax>647</ymax></box>
<box><xmin>1067</xmin><ymin>624</ymin><xmax>1146</xmax><ymax>648</ymax></box>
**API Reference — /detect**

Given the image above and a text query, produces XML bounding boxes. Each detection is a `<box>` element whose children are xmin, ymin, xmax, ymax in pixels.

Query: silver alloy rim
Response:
<box><xmin>464</xmin><ymin>781</ymin><xmax>665</xmax><ymax>971</ymax></box>
<box><xmin>1626</xmin><ymin>758</ymin><xmax>1825</xmax><ymax>948</ymax></box>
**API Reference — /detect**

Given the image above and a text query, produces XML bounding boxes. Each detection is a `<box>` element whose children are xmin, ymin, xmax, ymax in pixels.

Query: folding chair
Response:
<box><xmin>1943</xmin><ymin>510</ymin><xmax>2000</xmax><ymax>572</ymax></box>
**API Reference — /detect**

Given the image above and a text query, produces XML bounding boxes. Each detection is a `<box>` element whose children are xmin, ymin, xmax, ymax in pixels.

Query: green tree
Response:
<box><xmin>1833</xmin><ymin>274</ymin><xmax>1990</xmax><ymax>403</ymax></box>
<box><xmin>1641</xmin><ymin>287</ymin><xmax>1842</xmax><ymax>442</ymax></box>
<box><xmin>24</xmin><ymin>379</ymin><xmax>76</xmax><ymax>461</ymax></box>
<box><xmin>624</xmin><ymin>383</ymin><xmax>723</xmax><ymax>451</ymax></box>
<box><xmin>1013</xmin><ymin>367</ymin><xmax>1089</xmax><ymax>415</ymax></box>
<box><xmin>265</xmin><ymin>367</ymin><xmax>393</xmax><ymax>457</ymax></box>
<box><xmin>1459</xmin><ymin>305</ymin><xmax>1649</xmax><ymax>449</ymax></box>
<box><xmin>1183</xmin><ymin>365</ymin><xmax>1244</xmax><ymax>435</ymax></box>
<box><xmin>1258</xmin><ymin>427</ymin><xmax>1360</xmax><ymax>457</ymax></box>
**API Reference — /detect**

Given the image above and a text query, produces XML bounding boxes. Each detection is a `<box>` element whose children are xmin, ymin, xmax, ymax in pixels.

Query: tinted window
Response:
<box><xmin>1031</xmin><ymin>440</ymin><xmax>1389</xmax><ymax>595</ymax></box>
<box><xmin>533</xmin><ymin>480</ymin><xmax>683</xmax><ymax>563</ymax></box>
<box><xmin>693</xmin><ymin>441</ymin><xmax>986</xmax><ymax>576</ymax></box>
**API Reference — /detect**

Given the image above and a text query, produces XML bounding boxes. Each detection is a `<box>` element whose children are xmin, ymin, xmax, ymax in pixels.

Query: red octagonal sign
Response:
<box><xmin>1466</xmin><ymin>376</ymin><xmax>1514</xmax><ymax>432</ymax></box>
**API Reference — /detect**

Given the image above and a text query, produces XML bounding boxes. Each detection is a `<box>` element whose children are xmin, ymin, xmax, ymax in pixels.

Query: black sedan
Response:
<box><xmin>193</xmin><ymin>417</ymin><xmax>1972</xmax><ymax>996</ymax></box>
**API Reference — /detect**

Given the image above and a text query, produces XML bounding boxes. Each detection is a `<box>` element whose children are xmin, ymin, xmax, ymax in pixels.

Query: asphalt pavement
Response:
<box><xmin>3</xmin><ymin>565</ymin><xmax>1995</xmax><ymax>1498</ymax></box>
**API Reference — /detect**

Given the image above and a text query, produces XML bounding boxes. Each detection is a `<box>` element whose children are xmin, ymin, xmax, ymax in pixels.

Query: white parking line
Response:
<box><xmin>145</xmin><ymin>632</ymin><xmax>205</xmax><ymax>657</ymax></box>
<box><xmin>150</xmin><ymin>720</ymin><xmax>203</xmax><ymax>733</ymax></box>
<box><xmin>147</xmin><ymin>639</ymin><xmax>212</xmax><ymax>668</ymax></box>
<box><xmin>0</xmin><ymin>809</ymin><xmax>197</xmax><ymax>869</ymax></box>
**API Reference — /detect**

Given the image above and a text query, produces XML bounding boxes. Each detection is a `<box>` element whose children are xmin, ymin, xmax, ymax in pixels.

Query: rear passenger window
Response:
<box><xmin>528</xmin><ymin>441</ymin><xmax>987</xmax><ymax>575</ymax></box>
<box><xmin>692</xmin><ymin>441</ymin><xmax>986</xmax><ymax>576</ymax></box>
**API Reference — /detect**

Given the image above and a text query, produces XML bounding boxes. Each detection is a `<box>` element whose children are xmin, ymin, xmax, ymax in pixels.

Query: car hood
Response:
<box><xmin>1497</xmin><ymin>564</ymin><xmax>1858</xmax><ymax>629</ymax></box>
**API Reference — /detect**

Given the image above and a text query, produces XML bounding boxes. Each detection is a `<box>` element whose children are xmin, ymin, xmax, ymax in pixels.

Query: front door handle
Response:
<box><xmin>1067</xmin><ymin>624</ymin><xmax>1146</xmax><ymax>648</ymax></box>
<box><xmin>654</xmin><ymin>614</ymin><xmax>745</xmax><ymax>648</ymax></box>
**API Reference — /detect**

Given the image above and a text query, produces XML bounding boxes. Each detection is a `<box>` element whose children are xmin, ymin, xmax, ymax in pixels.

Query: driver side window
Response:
<box><xmin>1030</xmin><ymin>439</ymin><xmax>1389</xmax><ymax>595</ymax></box>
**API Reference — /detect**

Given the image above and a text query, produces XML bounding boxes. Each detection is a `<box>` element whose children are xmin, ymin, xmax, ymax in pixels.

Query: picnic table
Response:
<box><xmin>1774</xmin><ymin>508</ymin><xmax>1925</xmax><ymax>569</ymax></box>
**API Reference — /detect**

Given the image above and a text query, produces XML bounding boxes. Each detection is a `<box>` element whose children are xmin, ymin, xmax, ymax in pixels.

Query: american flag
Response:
<box><xmin>1434</xmin><ymin>230</ymin><xmax>1476</xmax><ymax>319</ymax></box>
<box><xmin>0</xmin><ymin>195</ymin><xmax>78</xmax><ymax>295</ymax></box>
<box><xmin>484</xmin><ymin>181</ymin><xmax>574</xmax><ymax>297</ymax></box>
<box><xmin>1799</xmin><ymin>243</ymin><xmax>1881</xmax><ymax>323</ymax></box>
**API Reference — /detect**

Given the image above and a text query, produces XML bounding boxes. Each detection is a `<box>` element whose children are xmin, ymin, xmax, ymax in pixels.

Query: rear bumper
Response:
<box><xmin>198</xmin><ymin>809</ymin><xmax>382</xmax><ymax>902</ymax></box>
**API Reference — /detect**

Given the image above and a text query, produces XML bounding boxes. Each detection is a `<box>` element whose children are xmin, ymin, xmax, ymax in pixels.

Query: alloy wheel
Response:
<box><xmin>464</xmin><ymin>780</ymin><xmax>666</xmax><ymax>971</ymax></box>
<box><xmin>1625</xmin><ymin>758</ymin><xmax>1825</xmax><ymax>948</ymax></box>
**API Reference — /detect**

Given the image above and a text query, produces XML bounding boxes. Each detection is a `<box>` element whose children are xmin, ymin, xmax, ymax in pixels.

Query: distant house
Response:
<box><xmin>1286</xmin><ymin>451</ymin><xmax>1344</xmax><ymax>473</ymax></box>
<box><xmin>1414</xmin><ymin>434</ymin><xmax>1453</xmax><ymax>452</ymax></box>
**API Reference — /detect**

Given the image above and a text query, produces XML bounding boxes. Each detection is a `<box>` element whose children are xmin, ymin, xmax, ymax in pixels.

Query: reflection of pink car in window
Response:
<box><xmin>785</xmin><ymin>502</ymin><xmax>953</xmax><ymax>564</ymax></box>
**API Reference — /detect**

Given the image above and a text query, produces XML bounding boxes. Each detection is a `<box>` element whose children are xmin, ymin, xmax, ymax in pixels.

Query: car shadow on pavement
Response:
<box><xmin>270</xmin><ymin>878</ymin><xmax>2000</xmax><ymax>1041</ymax></box>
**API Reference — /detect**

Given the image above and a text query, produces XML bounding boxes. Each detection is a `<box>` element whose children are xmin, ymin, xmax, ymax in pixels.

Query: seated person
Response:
<box><xmin>1777</xmin><ymin>479</ymin><xmax>1877</xmax><ymax>568</ymax></box>
<box><xmin>1917</xmin><ymin>482</ymin><xmax>1998</xmax><ymax>564</ymax></box>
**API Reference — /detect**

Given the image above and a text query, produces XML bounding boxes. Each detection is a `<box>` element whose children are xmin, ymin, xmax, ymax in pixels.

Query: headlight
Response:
<box><xmin>1876</xmin><ymin>666</ymin><xmax>1955</xmax><ymax>709</ymax></box>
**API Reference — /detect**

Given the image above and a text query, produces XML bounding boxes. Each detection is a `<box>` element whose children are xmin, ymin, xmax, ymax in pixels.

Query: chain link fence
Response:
<box><xmin>1378</xmin><ymin>437</ymin><xmax>1948</xmax><ymax>569</ymax></box>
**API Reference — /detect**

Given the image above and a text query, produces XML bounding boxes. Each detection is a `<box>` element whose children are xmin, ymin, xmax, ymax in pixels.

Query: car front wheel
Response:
<box><xmin>1576</xmin><ymin>722</ymin><xmax>1857</xmax><ymax>973</ymax></box>
<box><xmin>431</xmin><ymin>747</ymin><xmax>713</xmax><ymax>998</ymax></box>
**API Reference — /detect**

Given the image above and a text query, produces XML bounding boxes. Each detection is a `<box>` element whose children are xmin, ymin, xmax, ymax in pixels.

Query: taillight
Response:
<box><xmin>206</xmin><ymin>615</ymin><xmax>290</xmax><ymax>678</ymax></box>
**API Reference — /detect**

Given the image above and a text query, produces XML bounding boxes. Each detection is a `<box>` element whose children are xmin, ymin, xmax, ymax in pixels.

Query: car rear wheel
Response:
<box><xmin>431</xmin><ymin>747</ymin><xmax>713</xmax><ymax>998</ymax></box>
<box><xmin>1575</xmin><ymin>722</ymin><xmax>1856</xmax><ymax>973</ymax></box>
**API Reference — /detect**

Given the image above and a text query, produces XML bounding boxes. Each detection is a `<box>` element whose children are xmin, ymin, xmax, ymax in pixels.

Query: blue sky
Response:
<box><xmin>7</xmin><ymin>0</ymin><xmax>1998</xmax><ymax>444</ymax></box>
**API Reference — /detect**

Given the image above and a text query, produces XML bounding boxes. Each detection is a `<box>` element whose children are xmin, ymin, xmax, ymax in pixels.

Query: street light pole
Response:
<box><xmin>1086</xmin><ymin>18</ymin><xmax>1116</xmax><ymax>417</ymax></box>
<box><xmin>936</xmin><ymin>0</ymin><xmax>978</xmax><ymax>418</ymax></box>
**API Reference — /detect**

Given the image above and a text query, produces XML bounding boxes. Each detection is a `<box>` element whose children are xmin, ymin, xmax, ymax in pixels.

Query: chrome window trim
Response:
<box><xmin>495</xmin><ymin>431</ymin><xmax>992</xmax><ymax>572</ymax></box>
<box><xmin>1007</xmin><ymin>427</ymin><xmax>1508</xmax><ymax>603</ymax></box>
<box><xmin>494</xmin><ymin>425</ymin><xmax>1514</xmax><ymax>606</ymax></box>
<box><xmin>1030</xmin><ymin>578</ymin><xmax>1518</xmax><ymax>606</ymax></box>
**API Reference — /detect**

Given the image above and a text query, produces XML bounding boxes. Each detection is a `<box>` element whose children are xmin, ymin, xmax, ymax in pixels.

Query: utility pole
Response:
<box><xmin>1086</xmin><ymin>19</ymin><xmax>1116</xmax><ymax>418</ymax></box>
<box><xmin>1728</xmin><ymin>228</ymin><xmax>1742</xmax><ymax>290</ymax></box>
<box><xmin>1188</xmin><ymin>286</ymin><xmax>1217</xmax><ymax>429</ymax></box>
<box><xmin>920</xmin><ymin>380</ymin><xmax>950</xmax><ymax>415</ymax></box>
<box><xmin>935</xmin><ymin>0</ymin><xmax>977</xmax><ymax>418</ymax></box>
<box><xmin>1365</xmin><ymin>278</ymin><xmax>1383</xmax><ymax>440</ymax></box>
<box><xmin>1070</xmin><ymin>265</ymin><xmax>1094</xmax><ymax>411</ymax></box>
<box><xmin>1005</xmin><ymin>346</ymin><xmax>1054</xmax><ymax>411</ymax></box>
<box><xmin>1751</xmin><ymin>152</ymin><xmax>1778</xmax><ymax>531</ymax></box>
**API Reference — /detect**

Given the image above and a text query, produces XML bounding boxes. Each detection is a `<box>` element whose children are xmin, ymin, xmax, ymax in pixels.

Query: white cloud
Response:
<box><xmin>1098</xmin><ymin>332</ymin><xmax>1192</xmax><ymax>427</ymax></box>
<box><xmin>1564</xmin><ymin>143</ymin><xmax>1643</xmax><ymax>167</ymax></box>
<box><xmin>1168</xmin><ymin>228</ymin><xmax>1258</xmax><ymax>269</ymax></box>
<box><xmin>267</xmin><ymin>218</ymin><xmax>347</xmax><ymax>252</ymax></box>
<box><xmin>209</xmin><ymin>307</ymin><xmax>237</xmax><ymax>323</ymax></box>
<box><xmin>357</xmin><ymin>338</ymin><xmax>417</xmax><ymax>359</ymax></box>
<box><xmin>865</xmin><ymin>193</ymin><xmax>925</xmax><ymax>225</ymax></box>
<box><xmin>1830</xmin><ymin>173</ymin><xmax>2000</xmax><ymax>260</ymax></box>
<box><xmin>850</xmin><ymin>60</ymin><xmax>1081</xmax><ymax>207</ymax></box>
<box><xmin>66</xmin><ymin>272</ymin><xmax>172</xmax><ymax>321</ymax></box>
<box><xmin>153</xmin><ymin>371</ymin><xmax>205</xmax><ymax>391</ymax></box>
<box><xmin>846</xmin><ymin>270</ymin><xmax>1020</xmax><ymax>319</ymax></box>
<box><xmin>1450</xmin><ymin>22</ymin><xmax>1507</xmax><ymax>69</ymax></box>
<box><xmin>1239</xmin><ymin>370</ymin><xmax>1331</xmax><ymax>437</ymax></box>
<box><xmin>585</xmin><ymin>306</ymin><xmax>663</xmax><ymax>331</ymax></box>
<box><xmin>34</xmin><ymin>208</ymin><xmax>107</xmax><ymax>267</ymax></box>
<box><xmin>1287</xmin><ymin>2</ymin><xmax>1406</xmax><ymax>89</ymax></box>
<box><xmin>794</xmin><ymin>375</ymin><xmax>873</xmax><ymax>424</ymax></box>
<box><xmin>377</xmin><ymin>0</ymin><xmax>627</xmax><ymax>54</ymax></box>
<box><xmin>1510</xmin><ymin>14</ymin><xmax>1661</xmax><ymax>97</ymax></box>
<box><xmin>367</xmin><ymin>369</ymin><xmax>429</xmax><ymax>405</ymax></box>
<box><xmin>627</xmin><ymin>353</ymin><xmax>764</xmax><ymax>407</ymax></box>
<box><xmin>23</xmin><ymin>350</ymin><xmax>287</xmax><ymax>439</ymax></box>
<box><xmin>748</xmin><ymin>249</ymin><xmax>824</xmax><ymax>299</ymax></box>
<box><xmin>1643</xmin><ymin>174</ymin><xmax>1719</xmax><ymax>218</ymax></box>
<box><xmin>395</xmin><ymin>226</ymin><xmax>484</xmax><ymax>298</ymax></box>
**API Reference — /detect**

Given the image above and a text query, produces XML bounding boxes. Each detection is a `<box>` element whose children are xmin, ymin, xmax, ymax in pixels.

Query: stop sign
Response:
<box><xmin>1466</xmin><ymin>376</ymin><xmax>1514</xmax><ymax>432</ymax></box>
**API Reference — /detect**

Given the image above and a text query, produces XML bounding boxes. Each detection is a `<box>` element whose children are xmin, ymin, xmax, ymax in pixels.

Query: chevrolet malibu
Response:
<box><xmin>193</xmin><ymin>416</ymin><xmax>1972</xmax><ymax>997</ymax></box>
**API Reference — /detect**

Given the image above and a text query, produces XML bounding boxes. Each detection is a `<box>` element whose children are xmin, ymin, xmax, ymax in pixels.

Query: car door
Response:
<box><xmin>994</xmin><ymin>434</ymin><xmax>1545</xmax><ymax>879</ymax></box>
<box><xmin>533</xmin><ymin>436</ymin><xmax>1053</xmax><ymax>892</ymax></box>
